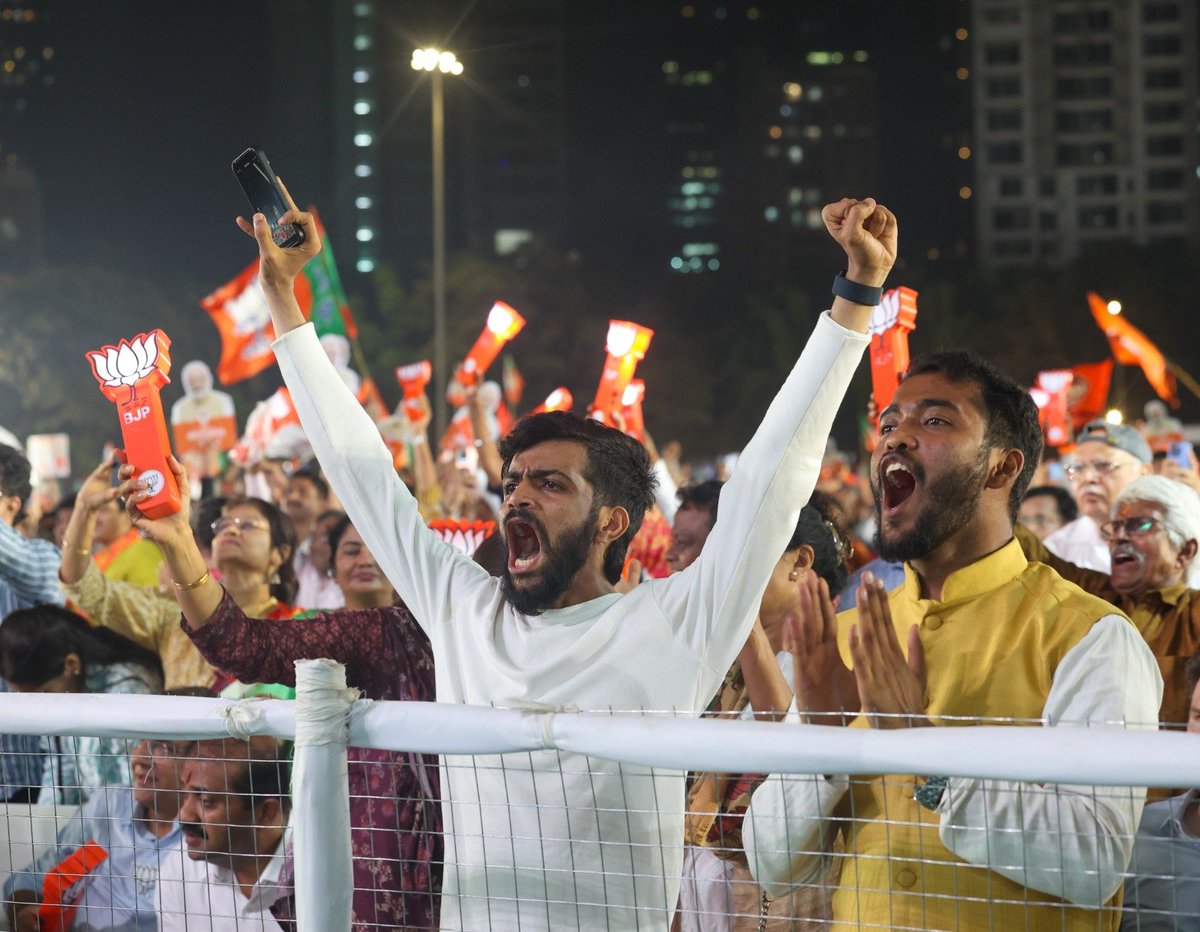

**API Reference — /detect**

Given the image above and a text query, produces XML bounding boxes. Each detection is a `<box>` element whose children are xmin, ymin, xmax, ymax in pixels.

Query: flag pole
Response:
<box><xmin>1167</xmin><ymin>360</ymin><xmax>1200</xmax><ymax>405</ymax></box>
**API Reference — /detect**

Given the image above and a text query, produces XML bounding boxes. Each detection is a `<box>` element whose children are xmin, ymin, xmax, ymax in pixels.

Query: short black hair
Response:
<box><xmin>903</xmin><ymin>351</ymin><xmax>1043</xmax><ymax>521</ymax></box>
<box><xmin>193</xmin><ymin>496</ymin><xmax>228</xmax><ymax>551</ymax></box>
<box><xmin>676</xmin><ymin>480</ymin><xmax>724</xmax><ymax>532</ymax></box>
<box><xmin>235</xmin><ymin>738</ymin><xmax>292</xmax><ymax>814</ymax></box>
<box><xmin>1022</xmin><ymin>485</ymin><xmax>1078</xmax><ymax>524</ymax></box>
<box><xmin>0</xmin><ymin>446</ymin><xmax>32</xmax><ymax>520</ymax></box>
<box><xmin>289</xmin><ymin>467</ymin><xmax>329</xmax><ymax>501</ymax></box>
<box><xmin>498</xmin><ymin>412</ymin><xmax>657</xmax><ymax>584</ymax></box>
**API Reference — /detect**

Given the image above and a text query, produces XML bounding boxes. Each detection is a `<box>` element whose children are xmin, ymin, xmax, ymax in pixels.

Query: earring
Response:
<box><xmin>789</xmin><ymin>568</ymin><xmax>806</xmax><ymax>582</ymax></box>
<box><xmin>270</xmin><ymin>571</ymin><xmax>281</xmax><ymax>585</ymax></box>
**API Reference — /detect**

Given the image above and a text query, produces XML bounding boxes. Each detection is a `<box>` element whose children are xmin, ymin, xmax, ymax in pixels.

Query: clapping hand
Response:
<box><xmin>784</xmin><ymin>573</ymin><xmax>859</xmax><ymax>725</ymax></box>
<box><xmin>848</xmin><ymin>572</ymin><xmax>929</xmax><ymax>729</ymax></box>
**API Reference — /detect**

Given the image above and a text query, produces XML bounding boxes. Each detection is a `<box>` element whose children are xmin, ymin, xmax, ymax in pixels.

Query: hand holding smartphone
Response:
<box><xmin>232</xmin><ymin>148</ymin><xmax>306</xmax><ymax>248</ymax></box>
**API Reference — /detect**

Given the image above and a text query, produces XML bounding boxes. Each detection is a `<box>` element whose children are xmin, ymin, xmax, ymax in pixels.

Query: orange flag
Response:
<box><xmin>1068</xmin><ymin>359</ymin><xmax>1114</xmax><ymax>429</ymax></box>
<box><xmin>1087</xmin><ymin>292</ymin><xmax>1178</xmax><ymax>407</ymax></box>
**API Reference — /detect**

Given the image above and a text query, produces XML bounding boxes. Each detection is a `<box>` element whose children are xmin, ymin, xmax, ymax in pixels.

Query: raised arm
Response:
<box><xmin>112</xmin><ymin>457</ymin><xmax>223</xmax><ymax>631</ymax></box>
<box><xmin>653</xmin><ymin>199</ymin><xmax>893</xmax><ymax>683</ymax></box>
<box><xmin>241</xmin><ymin>183</ymin><xmax>493</xmax><ymax>632</ymax></box>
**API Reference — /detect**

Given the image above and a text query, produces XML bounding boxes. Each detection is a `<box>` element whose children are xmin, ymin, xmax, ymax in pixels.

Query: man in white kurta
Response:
<box><xmin>253</xmin><ymin>192</ymin><xmax>895</xmax><ymax>929</ymax></box>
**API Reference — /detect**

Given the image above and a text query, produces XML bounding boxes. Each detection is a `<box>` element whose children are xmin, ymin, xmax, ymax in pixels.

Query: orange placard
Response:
<box><xmin>868</xmin><ymin>287</ymin><xmax>919</xmax><ymax>424</ymax></box>
<box><xmin>86</xmin><ymin>331</ymin><xmax>182</xmax><ymax>519</ymax></box>
<box><xmin>38</xmin><ymin>840</ymin><xmax>108</xmax><ymax>932</ymax></box>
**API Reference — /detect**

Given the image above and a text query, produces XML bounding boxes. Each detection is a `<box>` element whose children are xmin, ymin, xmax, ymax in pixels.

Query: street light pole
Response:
<box><xmin>411</xmin><ymin>47</ymin><xmax>463</xmax><ymax>440</ymax></box>
<box><xmin>431</xmin><ymin>68</ymin><xmax>447</xmax><ymax>440</ymax></box>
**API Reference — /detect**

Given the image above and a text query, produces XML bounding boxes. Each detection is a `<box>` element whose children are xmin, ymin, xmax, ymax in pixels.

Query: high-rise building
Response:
<box><xmin>971</xmin><ymin>0</ymin><xmax>1200</xmax><ymax>268</ymax></box>
<box><xmin>272</xmin><ymin>0</ymin><xmax>568</xmax><ymax>281</ymax></box>
<box><xmin>650</xmin><ymin>1</ymin><xmax>880</xmax><ymax>281</ymax></box>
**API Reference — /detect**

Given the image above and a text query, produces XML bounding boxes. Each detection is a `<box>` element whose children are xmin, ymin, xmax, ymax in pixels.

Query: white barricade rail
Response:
<box><xmin>0</xmin><ymin>685</ymin><xmax>1197</xmax><ymax>930</ymax></box>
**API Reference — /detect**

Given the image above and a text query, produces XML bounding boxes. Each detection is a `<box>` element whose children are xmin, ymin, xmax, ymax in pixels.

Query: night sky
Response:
<box><xmin>23</xmin><ymin>1</ymin><xmax>956</xmax><ymax>288</ymax></box>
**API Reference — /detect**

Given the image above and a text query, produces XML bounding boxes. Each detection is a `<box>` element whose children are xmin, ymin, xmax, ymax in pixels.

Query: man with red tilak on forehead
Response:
<box><xmin>232</xmin><ymin>182</ymin><xmax>890</xmax><ymax>930</ymax></box>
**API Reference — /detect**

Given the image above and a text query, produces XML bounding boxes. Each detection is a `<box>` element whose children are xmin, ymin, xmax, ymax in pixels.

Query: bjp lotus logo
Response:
<box><xmin>87</xmin><ymin>330</ymin><xmax>172</xmax><ymax>403</ymax></box>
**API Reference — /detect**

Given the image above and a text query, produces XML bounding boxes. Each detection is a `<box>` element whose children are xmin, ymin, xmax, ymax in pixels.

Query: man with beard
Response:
<box><xmin>225</xmin><ymin>182</ymin><xmax>889</xmax><ymax>929</ymax></box>
<box><xmin>743</xmin><ymin>351</ymin><xmax>1163</xmax><ymax>931</ymax></box>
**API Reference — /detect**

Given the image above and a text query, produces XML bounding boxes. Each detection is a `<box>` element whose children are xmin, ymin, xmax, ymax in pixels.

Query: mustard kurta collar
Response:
<box><xmin>1146</xmin><ymin>583</ymin><xmax>1191</xmax><ymax>608</ymax></box>
<box><xmin>902</xmin><ymin>537</ymin><xmax>1027</xmax><ymax>607</ymax></box>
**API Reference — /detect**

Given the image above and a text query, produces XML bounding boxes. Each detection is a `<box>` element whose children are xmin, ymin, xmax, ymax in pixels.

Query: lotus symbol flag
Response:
<box><xmin>85</xmin><ymin>329</ymin><xmax>181</xmax><ymax>519</ymax></box>
<box><xmin>89</xmin><ymin>333</ymin><xmax>161</xmax><ymax>388</ymax></box>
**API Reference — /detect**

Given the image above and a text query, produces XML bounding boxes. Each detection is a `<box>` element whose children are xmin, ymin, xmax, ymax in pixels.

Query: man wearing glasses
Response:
<box><xmin>1021</xmin><ymin>474</ymin><xmax>1200</xmax><ymax>729</ymax></box>
<box><xmin>5</xmin><ymin>733</ymin><xmax>198</xmax><ymax>931</ymax></box>
<box><xmin>1045</xmin><ymin>420</ymin><xmax>1152</xmax><ymax>572</ymax></box>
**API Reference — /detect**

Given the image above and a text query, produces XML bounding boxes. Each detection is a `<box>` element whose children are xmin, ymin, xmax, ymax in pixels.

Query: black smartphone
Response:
<box><xmin>231</xmin><ymin>147</ymin><xmax>305</xmax><ymax>248</ymax></box>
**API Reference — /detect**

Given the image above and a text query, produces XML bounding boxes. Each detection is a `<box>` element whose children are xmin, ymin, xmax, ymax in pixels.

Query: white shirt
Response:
<box><xmin>1044</xmin><ymin>514</ymin><xmax>1111</xmax><ymax>573</ymax></box>
<box><xmin>743</xmin><ymin>616</ymin><xmax>1162</xmax><ymax>908</ymax></box>
<box><xmin>273</xmin><ymin>311</ymin><xmax>869</xmax><ymax>931</ymax></box>
<box><xmin>156</xmin><ymin>830</ymin><xmax>290</xmax><ymax>932</ymax></box>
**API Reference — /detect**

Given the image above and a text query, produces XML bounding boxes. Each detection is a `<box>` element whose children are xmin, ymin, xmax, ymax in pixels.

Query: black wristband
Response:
<box><xmin>832</xmin><ymin>271</ymin><xmax>883</xmax><ymax>307</ymax></box>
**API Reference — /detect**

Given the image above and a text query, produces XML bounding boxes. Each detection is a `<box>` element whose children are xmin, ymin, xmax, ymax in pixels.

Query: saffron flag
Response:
<box><xmin>201</xmin><ymin>213</ymin><xmax>358</xmax><ymax>384</ymax></box>
<box><xmin>1067</xmin><ymin>359</ymin><xmax>1114</xmax><ymax>430</ymax></box>
<box><xmin>1086</xmin><ymin>292</ymin><xmax>1178</xmax><ymax>407</ymax></box>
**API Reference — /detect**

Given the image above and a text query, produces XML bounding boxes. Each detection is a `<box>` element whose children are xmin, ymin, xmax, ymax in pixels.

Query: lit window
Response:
<box><xmin>787</xmin><ymin>145</ymin><xmax>803</xmax><ymax>163</ymax></box>
<box><xmin>357</xmin><ymin>228</ymin><xmax>374</xmax><ymax>242</ymax></box>
<box><xmin>663</xmin><ymin>61</ymin><xmax>679</xmax><ymax>74</ymax></box>
<box><xmin>689</xmin><ymin>258</ymin><xmax>703</xmax><ymax>270</ymax></box>
<box><xmin>803</xmin><ymin>126</ymin><xmax>821</xmax><ymax>139</ymax></box>
<box><xmin>768</xmin><ymin>125</ymin><xmax>783</xmax><ymax>139</ymax></box>
<box><xmin>353</xmin><ymin>69</ymin><xmax>370</xmax><ymax>83</ymax></box>
<box><xmin>958</xmin><ymin>146</ymin><xmax>971</xmax><ymax>159</ymax></box>
<box><xmin>853</xmin><ymin>50</ymin><xmax>868</xmax><ymax>62</ymax></box>
<box><xmin>780</xmin><ymin>105</ymin><xmax>793</xmax><ymax>117</ymax></box>
<box><xmin>959</xmin><ymin>186</ymin><xmax>972</xmax><ymax>199</ymax></box>
<box><xmin>354</xmin><ymin>133</ymin><xmax>373</xmax><ymax>147</ymax></box>
<box><xmin>353</xmin><ymin>2</ymin><xmax>372</xmax><ymax>15</ymax></box>
<box><xmin>354</xmin><ymin>35</ymin><xmax>371</xmax><ymax>51</ymax></box>
<box><xmin>670</xmin><ymin>257</ymin><xmax>684</xmax><ymax>270</ymax></box>
<box><xmin>357</xmin><ymin>258</ymin><xmax>375</xmax><ymax>273</ymax></box>
<box><xmin>783</xmin><ymin>82</ymin><xmax>802</xmax><ymax>100</ymax></box>
<box><xmin>955</xmin><ymin>27</ymin><xmax>968</xmax><ymax>40</ymax></box>
<box><xmin>807</xmin><ymin>209</ymin><xmax>823</xmax><ymax>229</ymax></box>
<box><xmin>355</xmin><ymin>196</ymin><xmax>373</xmax><ymax>209</ymax></box>
<box><xmin>764</xmin><ymin>206</ymin><xmax>779</xmax><ymax>222</ymax></box>
<box><xmin>956</xmin><ymin>67</ymin><xmax>969</xmax><ymax>80</ymax></box>
<box><xmin>831</xmin><ymin>52</ymin><xmax>844</xmax><ymax>64</ymax></box>
<box><xmin>788</xmin><ymin>188</ymin><xmax>803</xmax><ymax>205</ymax></box>
<box><xmin>355</xmin><ymin>164</ymin><xmax>372</xmax><ymax>178</ymax></box>
<box><xmin>354</xmin><ymin>100</ymin><xmax>372</xmax><ymax>115</ymax></box>
<box><xmin>809</xmin><ymin>86</ymin><xmax>823</xmax><ymax>101</ymax></box>
<box><xmin>707</xmin><ymin>259</ymin><xmax>720</xmax><ymax>270</ymax></box>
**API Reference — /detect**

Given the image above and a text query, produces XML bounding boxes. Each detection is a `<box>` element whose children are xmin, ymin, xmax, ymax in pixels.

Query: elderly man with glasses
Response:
<box><xmin>1020</xmin><ymin>474</ymin><xmax>1200</xmax><ymax>729</ymax></box>
<box><xmin>1044</xmin><ymin>420</ymin><xmax>1153</xmax><ymax>572</ymax></box>
<box><xmin>5</xmin><ymin>732</ymin><xmax>199</xmax><ymax>931</ymax></box>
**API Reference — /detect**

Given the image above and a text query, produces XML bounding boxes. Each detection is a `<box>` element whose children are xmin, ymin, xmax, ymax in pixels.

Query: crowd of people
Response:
<box><xmin>0</xmin><ymin>194</ymin><xmax>1196</xmax><ymax>931</ymax></box>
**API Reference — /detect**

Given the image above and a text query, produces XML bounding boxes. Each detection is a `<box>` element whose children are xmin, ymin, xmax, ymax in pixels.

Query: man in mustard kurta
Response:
<box><xmin>744</xmin><ymin>351</ymin><xmax>1163</xmax><ymax>931</ymax></box>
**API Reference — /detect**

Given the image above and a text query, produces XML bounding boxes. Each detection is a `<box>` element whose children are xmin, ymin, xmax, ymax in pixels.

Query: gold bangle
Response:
<box><xmin>172</xmin><ymin>570</ymin><xmax>211</xmax><ymax>591</ymax></box>
<box><xmin>71</xmin><ymin>547</ymin><xmax>91</xmax><ymax>557</ymax></box>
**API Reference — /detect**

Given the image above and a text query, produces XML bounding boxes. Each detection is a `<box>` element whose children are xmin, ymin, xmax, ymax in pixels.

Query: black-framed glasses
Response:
<box><xmin>1099</xmin><ymin>516</ymin><xmax>1162</xmax><ymax>540</ymax></box>
<box><xmin>1063</xmin><ymin>460</ymin><xmax>1124</xmax><ymax>480</ymax></box>
<box><xmin>211</xmin><ymin>515</ymin><xmax>269</xmax><ymax>535</ymax></box>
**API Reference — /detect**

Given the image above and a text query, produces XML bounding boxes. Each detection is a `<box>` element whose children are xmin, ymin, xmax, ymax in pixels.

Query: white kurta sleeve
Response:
<box><xmin>273</xmin><ymin>323</ymin><xmax>494</xmax><ymax>635</ymax></box>
<box><xmin>651</xmin><ymin>312</ymin><xmax>868</xmax><ymax>697</ymax></box>
<box><xmin>935</xmin><ymin>614</ymin><xmax>1163</xmax><ymax>906</ymax></box>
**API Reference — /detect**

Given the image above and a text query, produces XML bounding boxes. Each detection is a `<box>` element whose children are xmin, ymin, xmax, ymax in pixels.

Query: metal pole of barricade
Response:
<box><xmin>292</xmin><ymin>659</ymin><xmax>357</xmax><ymax>932</ymax></box>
